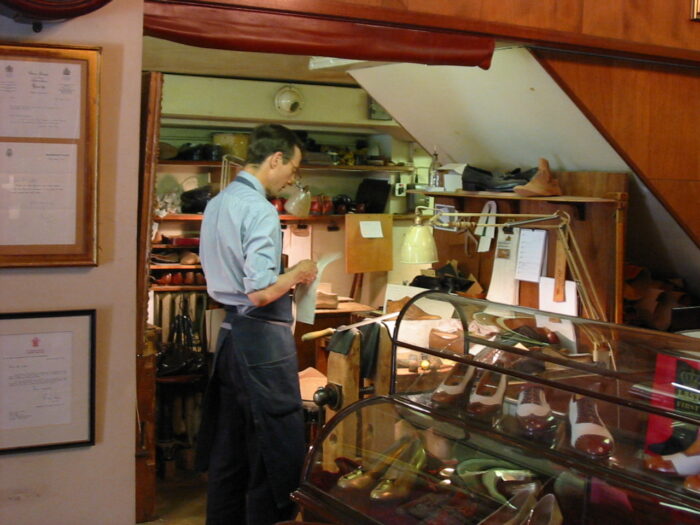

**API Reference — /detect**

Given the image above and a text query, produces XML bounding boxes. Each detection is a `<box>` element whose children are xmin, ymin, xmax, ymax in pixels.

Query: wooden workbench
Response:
<box><xmin>294</xmin><ymin>299</ymin><xmax>376</xmax><ymax>371</ymax></box>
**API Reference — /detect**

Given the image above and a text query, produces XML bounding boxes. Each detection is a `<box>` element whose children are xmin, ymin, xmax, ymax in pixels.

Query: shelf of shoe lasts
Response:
<box><xmin>407</xmin><ymin>189</ymin><xmax>622</xmax><ymax>204</ymax></box>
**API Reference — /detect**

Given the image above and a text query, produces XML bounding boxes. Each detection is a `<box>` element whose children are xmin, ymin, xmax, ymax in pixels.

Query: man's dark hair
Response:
<box><xmin>246</xmin><ymin>124</ymin><xmax>303</xmax><ymax>165</ymax></box>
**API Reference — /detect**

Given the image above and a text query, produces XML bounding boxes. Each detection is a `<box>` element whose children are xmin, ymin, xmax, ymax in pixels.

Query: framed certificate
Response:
<box><xmin>0</xmin><ymin>310</ymin><xmax>96</xmax><ymax>454</ymax></box>
<box><xmin>0</xmin><ymin>43</ymin><xmax>100</xmax><ymax>267</ymax></box>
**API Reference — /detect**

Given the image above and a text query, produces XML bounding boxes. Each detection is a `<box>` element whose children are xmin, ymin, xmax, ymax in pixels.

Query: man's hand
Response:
<box><xmin>291</xmin><ymin>259</ymin><xmax>317</xmax><ymax>285</ymax></box>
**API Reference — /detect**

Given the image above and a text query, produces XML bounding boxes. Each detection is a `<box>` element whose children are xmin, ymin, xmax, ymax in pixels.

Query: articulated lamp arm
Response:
<box><xmin>405</xmin><ymin>208</ymin><xmax>607</xmax><ymax>321</ymax></box>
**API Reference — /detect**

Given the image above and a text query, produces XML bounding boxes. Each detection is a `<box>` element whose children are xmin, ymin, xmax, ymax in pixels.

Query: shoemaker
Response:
<box><xmin>195</xmin><ymin>123</ymin><xmax>318</xmax><ymax>524</ymax></box>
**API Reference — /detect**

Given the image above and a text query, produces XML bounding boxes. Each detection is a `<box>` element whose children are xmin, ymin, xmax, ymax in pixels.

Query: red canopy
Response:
<box><xmin>144</xmin><ymin>1</ymin><xmax>494</xmax><ymax>69</ymax></box>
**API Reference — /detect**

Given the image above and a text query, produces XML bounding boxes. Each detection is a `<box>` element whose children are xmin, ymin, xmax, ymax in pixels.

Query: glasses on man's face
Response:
<box><xmin>287</xmin><ymin>159</ymin><xmax>301</xmax><ymax>184</ymax></box>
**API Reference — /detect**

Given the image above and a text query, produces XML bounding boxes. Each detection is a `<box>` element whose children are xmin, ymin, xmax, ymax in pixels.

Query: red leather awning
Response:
<box><xmin>144</xmin><ymin>1</ymin><xmax>494</xmax><ymax>69</ymax></box>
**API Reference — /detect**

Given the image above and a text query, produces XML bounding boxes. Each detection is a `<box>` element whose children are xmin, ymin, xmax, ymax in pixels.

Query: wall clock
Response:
<box><xmin>0</xmin><ymin>0</ymin><xmax>113</xmax><ymax>29</ymax></box>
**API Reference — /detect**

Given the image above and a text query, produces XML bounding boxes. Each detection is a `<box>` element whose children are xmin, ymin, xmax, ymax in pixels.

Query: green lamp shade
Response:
<box><xmin>400</xmin><ymin>224</ymin><xmax>438</xmax><ymax>264</ymax></box>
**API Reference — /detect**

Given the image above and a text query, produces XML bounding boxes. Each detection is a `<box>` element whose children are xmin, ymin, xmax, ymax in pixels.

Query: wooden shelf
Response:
<box><xmin>301</xmin><ymin>164</ymin><xmax>413</xmax><ymax>173</ymax></box>
<box><xmin>157</xmin><ymin>213</ymin><xmax>411</xmax><ymax>223</ymax></box>
<box><xmin>150</xmin><ymin>285</ymin><xmax>207</xmax><ymax>292</ymax></box>
<box><xmin>157</xmin><ymin>160</ymin><xmax>222</xmax><ymax>167</ymax></box>
<box><xmin>150</xmin><ymin>264</ymin><xmax>201</xmax><ymax>270</ymax></box>
<box><xmin>408</xmin><ymin>189</ymin><xmax>624</xmax><ymax>204</ymax></box>
<box><xmin>151</xmin><ymin>243</ymin><xmax>199</xmax><ymax>249</ymax></box>
<box><xmin>154</xmin><ymin>214</ymin><xmax>204</xmax><ymax>222</ymax></box>
<box><xmin>157</xmin><ymin>160</ymin><xmax>412</xmax><ymax>173</ymax></box>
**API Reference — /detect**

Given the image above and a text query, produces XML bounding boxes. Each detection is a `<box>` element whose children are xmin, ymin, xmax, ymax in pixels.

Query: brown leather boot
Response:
<box><xmin>513</xmin><ymin>158</ymin><xmax>562</xmax><ymax>197</ymax></box>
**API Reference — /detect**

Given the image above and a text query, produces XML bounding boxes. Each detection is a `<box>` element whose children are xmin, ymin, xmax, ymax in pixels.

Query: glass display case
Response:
<box><xmin>293</xmin><ymin>291</ymin><xmax>700</xmax><ymax>524</ymax></box>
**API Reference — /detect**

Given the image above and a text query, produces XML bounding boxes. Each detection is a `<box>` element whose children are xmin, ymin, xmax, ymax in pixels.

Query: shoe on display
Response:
<box><xmin>516</xmin><ymin>384</ymin><xmax>555</xmax><ymax>434</ymax></box>
<box><xmin>431</xmin><ymin>362</ymin><xmax>474</xmax><ymax>406</ymax></box>
<box><xmin>684</xmin><ymin>474</ymin><xmax>700</xmax><ymax>493</ymax></box>
<box><xmin>568</xmin><ymin>396</ymin><xmax>614</xmax><ymax>458</ymax></box>
<box><xmin>337</xmin><ymin>435</ymin><xmax>414</xmax><ymax>490</ymax></box>
<box><xmin>647</xmin><ymin>423</ymin><xmax>698</xmax><ymax>456</ymax></box>
<box><xmin>513</xmin><ymin>158</ymin><xmax>562</xmax><ymax>197</ymax></box>
<box><xmin>429</xmin><ymin>328</ymin><xmax>465</xmax><ymax>353</ymax></box>
<box><xmin>522</xmin><ymin>493</ymin><xmax>563</xmax><ymax>525</ymax></box>
<box><xmin>478</xmin><ymin>485</ymin><xmax>538</xmax><ymax>525</ymax></box>
<box><xmin>467</xmin><ymin>370</ymin><xmax>508</xmax><ymax>416</ymax></box>
<box><xmin>481</xmin><ymin>468</ymin><xmax>539</xmax><ymax>505</ymax></box>
<box><xmin>645</xmin><ymin>429</ymin><xmax>700</xmax><ymax>476</ymax></box>
<box><xmin>369</xmin><ymin>439</ymin><xmax>427</xmax><ymax>501</ymax></box>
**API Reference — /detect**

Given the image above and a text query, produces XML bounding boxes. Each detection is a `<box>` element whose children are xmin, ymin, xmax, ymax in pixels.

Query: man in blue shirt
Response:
<box><xmin>196</xmin><ymin>124</ymin><xmax>317</xmax><ymax>524</ymax></box>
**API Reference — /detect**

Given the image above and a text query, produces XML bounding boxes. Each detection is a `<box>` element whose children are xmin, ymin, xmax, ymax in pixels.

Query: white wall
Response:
<box><xmin>0</xmin><ymin>2</ymin><xmax>143</xmax><ymax>524</ymax></box>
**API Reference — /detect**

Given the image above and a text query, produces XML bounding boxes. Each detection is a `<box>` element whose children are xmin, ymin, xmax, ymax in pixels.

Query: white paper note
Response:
<box><xmin>294</xmin><ymin>252</ymin><xmax>342</xmax><ymax>325</ymax></box>
<box><xmin>486</xmin><ymin>228</ymin><xmax>521</xmax><ymax>305</ymax></box>
<box><xmin>1</xmin><ymin>331</ymin><xmax>72</xmax><ymax>429</ymax></box>
<box><xmin>539</xmin><ymin>277</ymin><xmax>578</xmax><ymax>316</ymax></box>
<box><xmin>0</xmin><ymin>141</ymin><xmax>77</xmax><ymax>245</ymax></box>
<box><xmin>0</xmin><ymin>59</ymin><xmax>82</xmax><ymax>139</ymax></box>
<box><xmin>359</xmin><ymin>221</ymin><xmax>383</xmax><ymax>238</ymax></box>
<box><xmin>475</xmin><ymin>201</ymin><xmax>497</xmax><ymax>253</ymax></box>
<box><xmin>515</xmin><ymin>229</ymin><xmax>547</xmax><ymax>283</ymax></box>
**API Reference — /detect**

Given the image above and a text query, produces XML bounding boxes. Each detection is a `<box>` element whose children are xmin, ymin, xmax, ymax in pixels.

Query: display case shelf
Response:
<box><xmin>293</xmin><ymin>291</ymin><xmax>700</xmax><ymax>524</ymax></box>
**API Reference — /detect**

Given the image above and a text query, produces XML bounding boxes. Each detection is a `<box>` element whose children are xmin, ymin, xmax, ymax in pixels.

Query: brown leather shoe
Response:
<box><xmin>467</xmin><ymin>370</ymin><xmax>507</xmax><ymax>416</ymax></box>
<box><xmin>513</xmin><ymin>158</ymin><xmax>562</xmax><ymax>197</ymax></box>
<box><xmin>684</xmin><ymin>474</ymin><xmax>700</xmax><ymax>493</ymax></box>
<box><xmin>429</xmin><ymin>328</ymin><xmax>464</xmax><ymax>353</ymax></box>
<box><xmin>568</xmin><ymin>396</ymin><xmax>614</xmax><ymax>457</ymax></box>
<box><xmin>516</xmin><ymin>384</ymin><xmax>554</xmax><ymax>434</ymax></box>
<box><xmin>431</xmin><ymin>362</ymin><xmax>474</xmax><ymax>406</ymax></box>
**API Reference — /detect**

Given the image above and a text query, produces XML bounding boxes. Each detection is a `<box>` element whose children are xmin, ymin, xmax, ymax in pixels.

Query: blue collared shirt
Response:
<box><xmin>199</xmin><ymin>170</ymin><xmax>281</xmax><ymax>308</ymax></box>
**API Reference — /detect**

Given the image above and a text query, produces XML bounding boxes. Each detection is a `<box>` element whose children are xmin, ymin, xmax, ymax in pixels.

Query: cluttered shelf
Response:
<box><xmin>157</xmin><ymin>159</ymin><xmax>413</xmax><ymax>173</ymax></box>
<box><xmin>156</xmin><ymin>213</ymin><xmax>418</xmax><ymax>223</ymax></box>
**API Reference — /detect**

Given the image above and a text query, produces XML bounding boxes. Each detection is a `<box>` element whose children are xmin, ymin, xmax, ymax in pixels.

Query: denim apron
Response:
<box><xmin>195</xmin><ymin>176</ymin><xmax>305</xmax><ymax>511</ymax></box>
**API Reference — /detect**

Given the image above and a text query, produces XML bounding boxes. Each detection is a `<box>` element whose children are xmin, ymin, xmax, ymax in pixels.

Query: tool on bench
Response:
<box><xmin>301</xmin><ymin>311</ymin><xmax>399</xmax><ymax>341</ymax></box>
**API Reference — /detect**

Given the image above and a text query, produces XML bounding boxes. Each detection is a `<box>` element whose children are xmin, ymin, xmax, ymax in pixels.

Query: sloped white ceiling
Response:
<box><xmin>350</xmin><ymin>46</ymin><xmax>628</xmax><ymax>172</ymax></box>
<box><xmin>350</xmin><ymin>47</ymin><xmax>700</xmax><ymax>298</ymax></box>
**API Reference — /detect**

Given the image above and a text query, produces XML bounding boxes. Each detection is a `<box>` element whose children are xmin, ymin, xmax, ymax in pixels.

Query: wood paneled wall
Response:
<box><xmin>218</xmin><ymin>0</ymin><xmax>700</xmax><ymax>62</ymax></box>
<box><xmin>532</xmin><ymin>50</ymin><xmax>700</xmax><ymax>247</ymax></box>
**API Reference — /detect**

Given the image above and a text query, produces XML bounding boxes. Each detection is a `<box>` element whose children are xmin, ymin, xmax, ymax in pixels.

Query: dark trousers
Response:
<box><xmin>205</xmin><ymin>337</ymin><xmax>296</xmax><ymax>525</ymax></box>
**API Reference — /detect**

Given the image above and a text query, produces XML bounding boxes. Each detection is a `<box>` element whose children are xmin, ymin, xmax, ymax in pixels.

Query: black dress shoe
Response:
<box><xmin>648</xmin><ymin>424</ymin><xmax>698</xmax><ymax>455</ymax></box>
<box><xmin>462</xmin><ymin>164</ymin><xmax>533</xmax><ymax>192</ymax></box>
